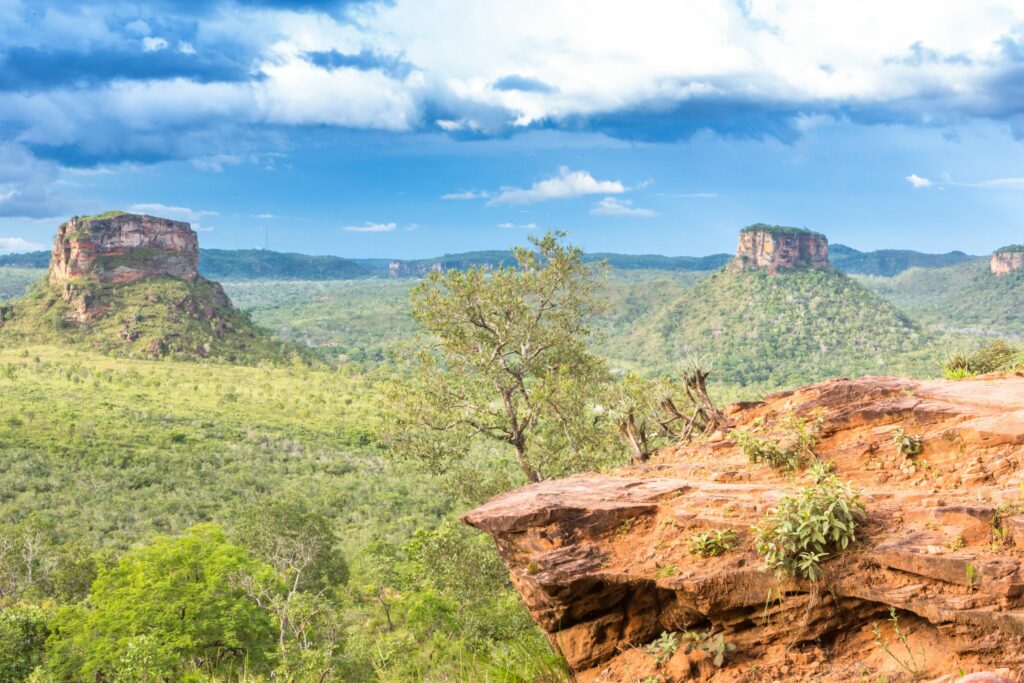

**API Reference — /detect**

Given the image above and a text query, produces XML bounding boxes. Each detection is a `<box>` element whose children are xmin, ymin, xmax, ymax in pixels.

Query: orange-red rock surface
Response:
<box><xmin>465</xmin><ymin>374</ymin><xmax>1024</xmax><ymax>681</ymax></box>
<box><xmin>991</xmin><ymin>251</ymin><xmax>1024</xmax><ymax>276</ymax></box>
<box><xmin>50</xmin><ymin>213</ymin><xmax>198</xmax><ymax>286</ymax></box>
<box><xmin>727</xmin><ymin>228</ymin><xmax>830</xmax><ymax>274</ymax></box>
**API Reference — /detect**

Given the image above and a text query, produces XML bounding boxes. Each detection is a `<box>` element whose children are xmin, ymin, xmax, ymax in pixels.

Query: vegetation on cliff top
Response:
<box><xmin>73</xmin><ymin>210</ymin><xmax>128</xmax><ymax>222</ymax></box>
<box><xmin>740</xmin><ymin>223</ymin><xmax>826</xmax><ymax>239</ymax></box>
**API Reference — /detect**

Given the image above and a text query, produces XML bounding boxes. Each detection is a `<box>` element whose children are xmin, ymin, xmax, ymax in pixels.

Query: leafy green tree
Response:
<box><xmin>0</xmin><ymin>603</ymin><xmax>52</xmax><ymax>682</ymax></box>
<box><xmin>0</xmin><ymin>516</ymin><xmax>57</xmax><ymax>603</ymax></box>
<box><xmin>231</xmin><ymin>496</ymin><xmax>349</xmax><ymax>678</ymax></box>
<box><xmin>383</xmin><ymin>231</ymin><xmax>611</xmax><ymax>484</ymax></box>
<box><xmin>44</xmin><ymin>524</ymin><xmax>277</xmax><ymax>681</ymax></box>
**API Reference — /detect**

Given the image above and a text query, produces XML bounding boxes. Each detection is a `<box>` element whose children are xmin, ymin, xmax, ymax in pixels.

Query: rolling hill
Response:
<box><xmin>621</xmin><ymin>267</ymin><xmax>939</xmax><ymax>388</ymax></box>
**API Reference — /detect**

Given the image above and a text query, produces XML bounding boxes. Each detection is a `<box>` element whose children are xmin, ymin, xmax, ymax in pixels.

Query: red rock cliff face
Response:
<box><xmin>991</xmin><ymin>251</ymin><xmax>1024</xmax><ymax>276</ymax></box>
<box><xmin>465</xmin><ymin>375</ymin><xmax>1024</xmax><ymax>681</ymax></box>
<box><xmin>49</xmin><ymin>213</ymin><xmax>199</xmax><ymax>286</ymax></box>
<box><xmin>728</xmin><ymin>228</ymin><xmax>830</xmax><ymax>274</ymax></box>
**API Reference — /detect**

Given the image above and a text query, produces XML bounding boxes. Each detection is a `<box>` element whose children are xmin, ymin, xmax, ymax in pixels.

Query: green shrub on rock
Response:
<box><xmin>753</xmin><ymin>471</ymin><xmax>864</xmax><ymax>581</ymax></box>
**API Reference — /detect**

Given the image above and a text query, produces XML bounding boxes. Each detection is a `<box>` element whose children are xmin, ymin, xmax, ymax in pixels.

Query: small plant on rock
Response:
<box><xmin>681</xmin><ymin>630</ymin><xmax>735</xmax><ymax>667</ymax></box>
<box><xmin>890</xmin><ymin>427</ymin><xmax>923</xmax><ymax>458</ymax></box>
<box><xmin>690</xmin><ymin>528</ymin><xmax>739</xmax><ymax>558</ymax></box>
<box><xmin>870</xmin><ymin>607</ymin><xmax>923</xmax><ymax>678</ymax></box>
<box><xmin>643</xmin><ymin>631</ymin><xmax>679</xmax><ymax>666</ymax></box>
<box><xmin>753</xmin><ymin>470</ymin><xmax>864</xmax><ymax>580</ymax></box>
<box><xmin>731</xmin><ymin>413</ymin><xmax>823</xmax><ymax>472</ymax></box>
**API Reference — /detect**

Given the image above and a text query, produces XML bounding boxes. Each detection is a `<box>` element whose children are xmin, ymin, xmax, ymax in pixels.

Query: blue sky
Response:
<box><xmin>1</xmin><ymin>1</ymin><xmax>1023</xmax><ymax>258</ymax></box>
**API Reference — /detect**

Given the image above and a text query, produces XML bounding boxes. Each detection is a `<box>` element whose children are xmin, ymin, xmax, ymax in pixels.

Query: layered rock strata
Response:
<box><xmin>466</xmin><ymin>374</ymin><xmax>1024</xmax><ymax>681</ymax></box>
<box><xmin>728</xmin><ymin>225</ymin><xmax>830</xmax><ymax>274</ymax></box>
<box><xmin>991</xmin><ymin>248</ymin><xmax>1024</xmax><ymax>276</ymax></box>
<box><xmin>50</xmin><ymin>212</ymin><xmax>199</xmax><ymax>285</ymax></box>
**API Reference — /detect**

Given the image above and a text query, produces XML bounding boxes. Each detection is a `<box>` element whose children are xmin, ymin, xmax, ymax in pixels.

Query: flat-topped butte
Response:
<box><xmin>729</xmin><ymin>223</ymin><xmax>830</xmax><ymax>273</ymax></box>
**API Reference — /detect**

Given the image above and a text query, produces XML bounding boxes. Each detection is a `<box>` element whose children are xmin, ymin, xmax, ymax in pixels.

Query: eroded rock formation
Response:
<box><xmin>991</xmin><ymin>247</ymin><xmax>1024</xmax><ymax>276</ymax></box>
<box><xmin>465</xmin><ymin>375</ymin><xmax>1024</xmax><ymax>681</ymax></box>
<box><xmin>728</xmin><ymin>225</ymin><xmax>830</xmax><ymax>274</ymax></box>
<box><xmin>50</xmin><ymin>212</ymin><xmax>199</xmax><ymax>286</ymax></box>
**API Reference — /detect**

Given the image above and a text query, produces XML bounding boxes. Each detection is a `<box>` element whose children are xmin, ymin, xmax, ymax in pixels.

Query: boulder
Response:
<box><xmin>465</xmin><ymin>374</ymin><xmax>1024</xmax><ymax>681</ymax></box>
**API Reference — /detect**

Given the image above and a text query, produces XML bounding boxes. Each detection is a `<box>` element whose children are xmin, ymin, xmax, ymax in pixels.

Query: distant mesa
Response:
<box><xmin>990</xmin><ymin>245</ymin><xmax>1024</xmax><ymax>276</ymax></box>
<box><xmin>50</xmin><ymin>211</ymin><xmax>198</xmax><ymax>286</ymax></box>
<box><xmin>0</xmin><ymin>211</ymin><xmax>299</xmax><ymax>363</ymax></box>
<box><xmin>728</xmin><ymin>224</ymin><xmax>830</xmax><ymax>274</ymax></box>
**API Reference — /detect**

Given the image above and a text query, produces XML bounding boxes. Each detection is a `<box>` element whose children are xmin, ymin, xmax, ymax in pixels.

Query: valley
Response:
<box><xmin>0</xmin><ymin>217</ymin><xmax>1021</xmax><ymax>682</ymax></box>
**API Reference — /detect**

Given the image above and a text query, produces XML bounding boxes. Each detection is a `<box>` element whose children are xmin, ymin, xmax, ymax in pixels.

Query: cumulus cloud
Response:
<box><xmin>589</xmin><ymin>197</ymin><xmax>656</xmax><ymax>217</ymax></box>
<box><xmin>0</xmin><ymin>237</ymin><xmax>45</xmax><ymax>253</ymax></box>
<box><xmin>0</xmin><ymin>142</ymin><xmax>68</xmax><ymax>218</ymax></box>
<box><xmin>129</xmin><ymin>203</ymin><xmax>220</xmax><ymax>222</ymax></box>
<box><xmin>142</xmin><ymin>37</ymin><xmax>168</xmax><ymax>52</ymax></box>
<box><xmin>906</xmin><ymin>174</ymin><xmax>933</xmax><ymax>188</ymax></box>
<box><xmin>342</xmin><ymin>221</ymin><xmax>397</xmax><ymax>232</ymax></box>
<box><xmin>488</xmin><ymin>166</ymin><xmax>625</xmax><ymax>205</ymax></box>
<box><xmin>178</xmin><ymin>42</ymin><xmax>196</xmax><ymax>55</ymax></box>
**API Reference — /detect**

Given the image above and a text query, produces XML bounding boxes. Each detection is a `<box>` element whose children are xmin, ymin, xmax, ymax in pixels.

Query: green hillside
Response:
<box><xmin>200</xmin><ymin>248</ymin><xmax>370</xmax><ymax>280</ymax></box>
<box><xmin>622</xmin><ymin>267</ymin><xmax>939</xmax><ymax>388</ymax></box>
<box><xmin>856</xmin><ymin>258</ymin><xmax>1024</xmax><ymax>338</ymax></box>
<box><xmin>0</xmin><ymin>276</ymin><xmax>302</xmax><ymax>364</ymax></box>
<box><xmin>830</xmin><ymin>244</ymin><xmax>978</xmax><ymax>276</ymax></box>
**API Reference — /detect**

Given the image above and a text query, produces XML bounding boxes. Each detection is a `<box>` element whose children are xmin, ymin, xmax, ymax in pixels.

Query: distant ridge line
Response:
<box><xmin>0</xmin><ymin>245</ymin><xmax>982</xmax><ymax>279</ymax></box>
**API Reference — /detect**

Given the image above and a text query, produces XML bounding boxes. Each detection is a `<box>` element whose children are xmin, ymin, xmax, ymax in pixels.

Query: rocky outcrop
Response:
<box><xmin>49</xmin><ymin>212</ymin><xmax>198</xmax><ymax>286</ymax></box>
<box><xmin>991</xmin><ymin>247</ymin><xmax>1024</xmax><ymax>276</ymax></box>
<box><xmin>728</xmin><ymin>225</ymin><xmax>830</xmax><ymax>274</ymax></box>
<box><xmin>465</xmin><ymin>375</ymin><xmax>1024</xmax><ymax>681</ymax></box>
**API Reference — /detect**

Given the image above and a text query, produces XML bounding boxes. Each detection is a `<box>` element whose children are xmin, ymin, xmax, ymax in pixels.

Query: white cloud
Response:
<box><xmin>342</xmin><ymin>221</ymin><xmax>397</xmax><ymax>232</ymax></box>
<box><xmin>142</xmin><ymin>37</ymin><xmax>168</xmax><ymax>52</ymax></box>
<box><xmin>254</xmin><ymin>213</ymin><xmax>280</xmax><ymax>219</ymax></box>
<box><xmin>906</xmin><ymin>173</ymin><xmax>933</xmax><ymax>188</ymax></box>
<box><xmin>178</xmin><ymin>41</ymin><xmax>196</xmax><ymax>55</ymax></box>
<box><xmin>590</xmin><ymin>197</ymin><xmax>656</xmax><ymax>217</ymax></box>
<box><xmin>125</xmin><ymin>20</ymin><xmax>151</xmax><ymax>37</ymax></box>
<box><xmin>973</xmin><ymin>177</ymin><xmax>1024</xmax><ymax>189</ymax></box>
<box><xmin>0</xmin><ymin>188</ymin><xmax>19</xmax><ymax>203</ymax></box>
<box><xmin>254</xmin><ymin>44</ymin><xmax>424</xmax><ymax>131</ymax></box>
<box><xmin>0</xmin><ymin>237</ymin><xmax>45</xmax><ymax>253</ymax></box>
<box><xmin>129</xmin><ymin>203</ymin><xmax>220</xmax><ymax>222</ymax></box>
<box><xmin>441</xmin><ymin>190</ymin><xmax>492</xmax><ymax>200</ymax></box>
<box><xmin>497</xmin><ymin>222</ymin><xmax>538</xmax><ymax>229</ymax></box>
<box><xmin>677</xmin><ymin>192</ymin><xmax>718</xmax><ymax>199</ymax></box>
<box><xmin>488</xmin><ymin>166</ymin><xmax>625</xmax><ymax>205</ymax></box>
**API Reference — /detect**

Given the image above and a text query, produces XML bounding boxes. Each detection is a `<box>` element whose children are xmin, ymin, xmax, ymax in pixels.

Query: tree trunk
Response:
<box><xmin>514</xmin><ymin>441</ymin><xmax>541</xmax><ymax>483</ymax></box>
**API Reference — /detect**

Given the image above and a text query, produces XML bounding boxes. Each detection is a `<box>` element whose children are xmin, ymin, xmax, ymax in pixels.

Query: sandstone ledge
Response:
<box><xmin>465</xmin><ymin>375</ymin><xmax>1024</xmax><ymax>681</ymax></box>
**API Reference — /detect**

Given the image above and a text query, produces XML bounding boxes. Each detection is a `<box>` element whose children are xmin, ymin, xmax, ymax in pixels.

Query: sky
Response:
<box><xmin>1</xmin><ymin>1</ymin><xmax>1023</xmax><ymax>258</ymax></box>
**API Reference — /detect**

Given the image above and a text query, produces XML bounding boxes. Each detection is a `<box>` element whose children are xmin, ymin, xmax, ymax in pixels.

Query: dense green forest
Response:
<box><xmin>0</xmin><ymin>236</ymin><xmax>1016</xmax><ymax>681</ymax></box>
<box><xmin>856</xmin><ymin>259</ymin><xmax>1024</xmax><ymax>338</ymax></box>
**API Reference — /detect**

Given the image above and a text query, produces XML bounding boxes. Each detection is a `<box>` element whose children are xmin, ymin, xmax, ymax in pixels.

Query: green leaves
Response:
<box><xmin>44</xmin><ymin>524</ymin><xmax>277</xmax><ymax>681</ymax></box>
<box><xmin>753</xmin><ymin>471</ymin><xmax>864</xmax><ymax>580</ymax></box>
<box><xmin>732</xmin><ymin>412</ymin><xmax>824</xmax><ymax>472</ymax></box>
<box><xmin>689</xmin><ymin>528</ymin><xmax>739</xmax><ymax>558</ymax></box>
<box><xmin>382</xmin><ymin>231</ymin><xmax>613</xmax><ymax>488</ymax></box>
